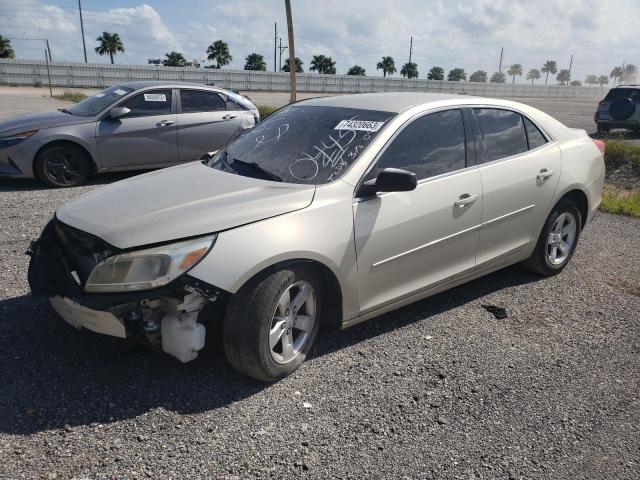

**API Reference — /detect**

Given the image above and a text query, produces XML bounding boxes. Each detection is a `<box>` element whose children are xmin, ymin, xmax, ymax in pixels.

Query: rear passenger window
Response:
<box><xmin>523</xmin><ymin>117</ymin><xmax>547</xmax><ymax>149</ymax></box>
<box><xmin>475</xmin><ymin>108</ymin><xmax>527</xmax><ymax>163</ymax></box>
<box><xmin>374</xmin><ymin>109</ymin><xmax>466</xmax><ymax>181</ymax></box>
<box><xmin>181</xmin><ymin>90</ymin><xmax>226</xmax><ymax>113</ymax></box>
<box><xmin>121</xmin><ymin>90</ymin><xmax>172</xmax><ymax>117</ymax></box>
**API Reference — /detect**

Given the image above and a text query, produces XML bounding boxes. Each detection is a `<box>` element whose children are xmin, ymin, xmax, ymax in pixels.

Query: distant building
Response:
<box><xmin>148</xmin><ymin>59</ymin><xmax>163</xmax><ymax>65</ymax></box>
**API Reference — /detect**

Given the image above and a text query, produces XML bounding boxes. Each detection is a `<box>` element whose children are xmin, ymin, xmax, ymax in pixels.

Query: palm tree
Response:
<box><xmin>622</xmin><ymin>64</ymin><xmax>638</xmax><ymax>83</ymax></box>
<box><xmin>0</xmin><ymin>35</ymin><xmax>15</xmax><ymax>59</ymax></box>
<box><xmin>490</xmin><ymin>71</ymin><xmax>506</xmax><ymax>83</ymax></box>
<box><xmin>526</xmin><ymin>69</ymin><xmax>541</xmax><ymax>85</ymax></box>
<box><xmin>507</xmin><ymin>63</ymin><xmax>523</xmax><ymax>83</ymax></box>
<box><xmin>244</xmin><ymin>53</ymin><xmax>266</xmax><ymax>71</ymax></box>
<box><xmin>309</xmin><ymin>55</ymin><xmax>336</xmax><ymax>74</ymax></box>
<box><xmin>541</xmin><ymin>60</ymin><xmax>557</xmax><ymax>85</ymax></box>
<box><xmin>556</xmin><ymin>69</ymin><xmax>571</xmax><ymax>86</ymax></box>
<box><xmin>469</xmin><ymin>70</ymin><xmax>487</xmax><ymax>82</ymax></box>
<box><xmin>94</xmin><ymin>32</ymin><xmax>124</xmax><ymax>64</ymax></box>
<box><xmin>400</xmin><ymin>62</ymin><xmax>418</xmax><ymax>79</ymax></box>
<box><xmin>427</xmin><ymin>66</ymin><xmax>444</xmax><ymax>80</ymax></box>
<box><xmin>347</xmin><ymin>65</ymin><xmax>365</xmax><ymax>76</ymax></box>
<box><xmin>597</xmin><ymin>75</ymin><xmax>608</xmax><ymax>87</ymax></box>
<box><xmin>206</xmin><ymin>40</ymin><xmax>232</xmax><ymax>68</ymax></box>
<box><xmin>585</xmin><ymin>74</ymin><xmax>598</xmax><ymax>87</ymax></box>
<box><xmin>447</xmin><ymin>68</ymin><xmax>466</xmax><ymax>81</ymax></box>
<box><xmin>376</xmin><ymin>56</ymin><xmax>396</xmax><ymax>77</ymax></box>
<box><xmin>282</xmin><ymin>57</ymin><xmax>303</xmax><ymax>73</ymax></box>
<box><xmin>163</xmin><ymin>51</ymin><xmax>187</xmax><ymax>67</ymax></box>
<box><xmin>610</xmin><ymin>66</ymin><xmax>623</xmax><ymax>84</ymax></box>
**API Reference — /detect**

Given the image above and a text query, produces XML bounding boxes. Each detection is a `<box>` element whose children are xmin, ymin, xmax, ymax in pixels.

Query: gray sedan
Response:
<box><xmin>0</xmin><ymin>81</ymin><xmax>259</xmax><ymax>187</ymax></box>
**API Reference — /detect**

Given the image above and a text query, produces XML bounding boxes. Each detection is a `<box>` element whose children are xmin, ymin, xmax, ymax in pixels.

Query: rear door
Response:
<box><xmin>472</xmin><ymin>108</ymin><xmax>561</xmax><ymax>267</ymax></box>
<box><xmin>353</xmin><ymin>108</ymin><xmax>482</xmax><ymax>313</ymax></box>
<box><xmin>96</xmin><ymin>89</ymin><xmax>178</xmax><ymax>168</ymax></box>
<box><xmin>177</xmin><ymin>89</ymin><xmax>246</xmax><ymax>161</ymax></box>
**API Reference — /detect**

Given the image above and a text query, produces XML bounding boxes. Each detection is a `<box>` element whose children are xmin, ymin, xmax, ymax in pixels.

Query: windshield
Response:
<box><xmin>209</xmin><ymin>105</ymin><xmax>395</xmax><ymax>184</ymax></box>
<box><xmin>66</xmin><ymin>85</ymin><xmax>135</xmax><ymax>117</ymax></box>
<box><xmin>605</xmin><ymin>88</ymin><xmax>640</xmax><ymax>101</ymax></box>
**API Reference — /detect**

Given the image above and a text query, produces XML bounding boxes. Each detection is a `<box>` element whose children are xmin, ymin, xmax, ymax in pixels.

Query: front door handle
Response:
<box><xmin>222</xmin><ymin>114</ymin><xmax>237</xmax><ymax>120</ymax></box>
<box><xmin>454</xmin><ymin>193</ymin><xmax>478</xmax><ymax>207</ymax></box>
<box><xmin>156</xmin><ymin>120</ymin><xmax>175</xmax><ymax>127</ymax></box>
<box><xmin>537</xmin><ymin>168</ymin><xmax>554</xmax><ymax>180</ymax></box>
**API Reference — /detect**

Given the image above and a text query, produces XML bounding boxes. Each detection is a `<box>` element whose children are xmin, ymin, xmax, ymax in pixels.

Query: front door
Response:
<box><xmin>472</xmin><ymin>108</ymin><xmax>561</xmax><ymax>266</ymax></box>
<box><xmin>353</xmin><ymin>109</ymin><xmax>482</xmax><ymax>313</ymax></box>
<box><xmin>96</xmin><ymin>89</ymin><xmax>178</xmax><ymax>168</ymax></box>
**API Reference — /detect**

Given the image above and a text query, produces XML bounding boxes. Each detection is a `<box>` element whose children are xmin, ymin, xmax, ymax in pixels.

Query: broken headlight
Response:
<box><xmin>85</xmin><ymin>235</ymin><xmax>215</xmax><ymax>293</ymax></box>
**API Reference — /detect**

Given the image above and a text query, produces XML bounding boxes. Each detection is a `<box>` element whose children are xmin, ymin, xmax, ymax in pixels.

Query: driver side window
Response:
<box><xmin>120</xmin><ymin>89</ymin><xmax>172</xmax><ymax>118</ymax></box>
<box><xmin>372</xmin><ymin>109</ymin><xmax>467</xmax><ymax>181</ymax></box>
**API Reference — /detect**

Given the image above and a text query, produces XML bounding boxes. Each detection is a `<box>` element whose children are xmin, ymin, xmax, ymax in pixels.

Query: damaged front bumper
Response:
<box><xmin>27</xmin><ymin>219</ymin><xmax>225</xmax><ymax>362</ymax></box>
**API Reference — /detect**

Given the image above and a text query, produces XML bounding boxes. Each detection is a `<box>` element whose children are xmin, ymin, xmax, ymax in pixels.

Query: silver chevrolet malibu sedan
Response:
<box><xmin>0</xmin><ymin>81</ymin><xmax>259</xmax><ymax>187</ymax></box>
<box><xmin>28</xmin><ymin>92</ymin><xmax>605</xmax><ymax>381</ymax></box>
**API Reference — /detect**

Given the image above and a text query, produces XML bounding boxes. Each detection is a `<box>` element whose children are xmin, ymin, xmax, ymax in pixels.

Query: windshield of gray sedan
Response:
<box><xmin>210</xmin><ymin>105</ymin><xmax>396</xmax><ymax>184</ymax></box>
<box><xmin>66</xmin><ymin>85</ymin><xmax>135</xmax><ymax>117</ymax></box>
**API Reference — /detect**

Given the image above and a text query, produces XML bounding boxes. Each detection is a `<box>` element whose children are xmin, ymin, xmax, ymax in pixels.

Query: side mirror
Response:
<box><xmin>109</xmin><ymin>107</ymin><xmax>131</xmax><ymax>119</ymax></box>
<box><xmin>357</xmin><ymin>168</ymin><xmax>417</xmax><ymax>198</ymax></box>
<box><xmin>200</xmin><ymin>150</ymin><xmax>219</xmax><ymax>163</ymax></box>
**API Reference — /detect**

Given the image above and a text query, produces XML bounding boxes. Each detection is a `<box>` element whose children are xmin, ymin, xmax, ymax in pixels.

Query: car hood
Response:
<box><xmin>0</xmin><ymin>110</ymin><xmax>92</xmax><ymax>136</ymax></box>
<box><xmin>56</xmin><ymin>162</ymin><xmax>316</xmax><ymax>249</ymax></box>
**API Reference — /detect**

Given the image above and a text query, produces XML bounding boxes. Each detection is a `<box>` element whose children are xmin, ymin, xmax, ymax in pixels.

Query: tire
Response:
<box><xmin>609</xmin><ymin>97</ymin><xmax>635</xmax><ymax>121</ymax></box>
<box><xmin>34</xmin><ymin>143</ymin><xmax>90</xmax><ymax>188</ymax></box>
<box><xmin>223</xmin><ymin>266</ymin><xmax>322</xmax><ymax>382</ymax></box>
<box><xmin>522</xmin><ymin>200</ymin><xmax>582</xmax><ymax>276</ymax></box>
<box><xmin>596</xmin><ymin>123</ymin><xmax>610</xmax><ymax>134</ymax></box>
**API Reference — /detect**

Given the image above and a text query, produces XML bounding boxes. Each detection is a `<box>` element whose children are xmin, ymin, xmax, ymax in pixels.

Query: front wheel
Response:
<box><xmin>223</xmin><ymin>266</ymin><xmax>322</xmax><ymax>382</ymax></box>
<box><xmin>522</xmin><ymin>200</ymin><xmax>582</xmax><ymax>276</ymax></box>
<box><xmin>34</xmin><ymin>143</ymin><xmax>90</xmax><ymax>188</ymax></box>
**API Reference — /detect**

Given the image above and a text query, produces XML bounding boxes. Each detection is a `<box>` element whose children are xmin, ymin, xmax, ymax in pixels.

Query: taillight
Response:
<box><xmin>593</xmin><ymin>139</ymin><xmax>605</xmax><ymax>155</ymax></box>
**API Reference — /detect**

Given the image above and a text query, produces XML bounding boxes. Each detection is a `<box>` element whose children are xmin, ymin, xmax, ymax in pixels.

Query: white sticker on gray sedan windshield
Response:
<box><xmin>94</xmin><ymin>93</ymin><xmax>105</xmax><ymax>98</ymax></box>
<box><xmin>113</xmin><ymin>89</ymin><xmax>128</xmax><ymax>96</ymax></box>
<box><xmin>144</xmin><ymin>93</ymin><xmax>167</xmax><ymax>102</ymax></box>
<box><xmin>334</xmin><ymin>119</ymin><xmax>385</xmax><ymax>132</ymax></box>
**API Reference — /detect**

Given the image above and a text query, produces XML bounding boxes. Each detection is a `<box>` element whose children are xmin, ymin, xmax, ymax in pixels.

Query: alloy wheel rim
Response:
<box><xmin>547</xmin><ymin>212</ymin><xmax>576</xmax><ymax>265</ymax></box>
<box><xmin>269</xmin><ymin>280</ymin><xmax>316</xmax><ymax>365</ymax></box>
<box><xmin>45</xmin><ymin>151</ymin><xmax>82</xmax><ymax>185</ymax></box>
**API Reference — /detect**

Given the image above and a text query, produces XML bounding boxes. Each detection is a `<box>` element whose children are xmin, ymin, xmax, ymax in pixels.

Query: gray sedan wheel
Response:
<box><xmin>35</xmin><ymin>143</ymin><xmax>90</xmax><ymax>188</ymax></box>
<box><xmin>223</xmin><ymin>266</ymin><xmax>322</xmax><ymax>382</ymax></box>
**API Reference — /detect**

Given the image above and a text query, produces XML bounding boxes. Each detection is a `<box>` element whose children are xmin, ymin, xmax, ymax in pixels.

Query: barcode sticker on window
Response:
<box><xmin>334</xmin><ymin>120</ymin><xmax>385</xmax><ymax>132</ymax></box>
<box><xmin>144</xmin><ymin>93</ymin><xmax>167</xmax><ymax>102</ymax></box>
<box><xmin>114</xmin><ymin>89</ymin><xmax>128</xmax><ymax>96</ymax></box>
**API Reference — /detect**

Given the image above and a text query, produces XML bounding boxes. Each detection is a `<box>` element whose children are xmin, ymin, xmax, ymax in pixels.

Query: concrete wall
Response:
<box><xmin>0</xmin><ymin>59</ymin><xmax>608</xmax><ymax>99</ymax></box>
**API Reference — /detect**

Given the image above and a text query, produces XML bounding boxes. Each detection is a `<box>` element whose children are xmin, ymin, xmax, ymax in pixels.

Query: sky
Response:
<box><xmin>1</xmin><ymin>0</ymin><xmax>638</xmax><ymax>84</ymax></box>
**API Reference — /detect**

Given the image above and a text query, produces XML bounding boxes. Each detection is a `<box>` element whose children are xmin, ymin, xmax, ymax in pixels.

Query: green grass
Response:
<box><xmin>257</xmin><ymin>105</ymin><xmax>277</xmax><ymax>119</ymax></box>
<box><xmin>604</xmin><ymin>140</ymin><xmax>640</xmax><ymax>168</ymax></box>
<box><xmin>600</xmin><ymin>186</ymin><xmax>640</xmax><ymax>218</ymax></box>
<box><xmin>52</xmin><ymin>90</ymin><xmax>87</xmax><ymax>103</ymax></box>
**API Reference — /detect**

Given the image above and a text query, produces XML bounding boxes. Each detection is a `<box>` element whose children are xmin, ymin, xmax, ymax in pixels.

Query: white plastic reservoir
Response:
<box><xmin>161</xmin><ymin>312</ymin><xmax>206</xmax><ymax>363</ymax></box>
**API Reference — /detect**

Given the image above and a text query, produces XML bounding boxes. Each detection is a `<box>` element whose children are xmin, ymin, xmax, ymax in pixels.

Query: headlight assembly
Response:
<box><xmin>85</xmin><ymin>235</ymin><xmax>215</xmax><ymax>293</ymax></box>
<box><xmin>0</xmin><ymin>130</ymin><xmax>38</xmax><ymax>148</ymax></box>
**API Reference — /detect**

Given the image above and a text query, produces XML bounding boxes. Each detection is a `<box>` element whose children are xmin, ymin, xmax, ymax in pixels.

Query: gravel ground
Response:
<box><xmin>0</xmin><ymin>176</ymin><xmax>639</xmax><ymax>479</ymax></box>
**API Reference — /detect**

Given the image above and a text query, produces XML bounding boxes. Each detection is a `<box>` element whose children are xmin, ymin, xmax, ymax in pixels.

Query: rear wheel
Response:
<box><xmin>34</xmin><ymin>143</ymin><xmax>90</xmax><ymax>188</ymax></box>
<box><xmin>223</xmin><ymin>266</ymin><xmax>322</xmax><ymax>382</ymax></box>
<box><xmin>596</xmin><ymin>123</ymin><xmax>610</xmax><ymax>134</ymax></box>
<box><xmin>522</xmin><ymin>200</ymin><xmax>582</xmax><ymax>276</ymax></box>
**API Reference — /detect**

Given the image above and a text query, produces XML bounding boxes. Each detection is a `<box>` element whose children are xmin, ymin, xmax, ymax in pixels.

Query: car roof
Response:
<box><xmin>612</xmin><ymin>84</ymin><xmax>640</xmax><ymax>89</ymax></box>
<box><xmin>116</xmin><ymin>80</ymin><xmax>225</xmax><ymax>91</ymax></box>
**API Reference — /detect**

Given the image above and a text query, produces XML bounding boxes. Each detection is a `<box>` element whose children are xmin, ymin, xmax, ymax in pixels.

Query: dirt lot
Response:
<box><xmin>0</xmin><ymin>86</ymin><xmax>639</xmax><ymax>479</ymax></box>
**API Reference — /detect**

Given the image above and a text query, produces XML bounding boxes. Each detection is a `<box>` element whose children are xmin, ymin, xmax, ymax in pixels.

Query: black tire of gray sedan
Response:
<box><xmin>34</xmin><ymin>143</ymin><xmax>90</xmax><ymax>188</ymax></box>
<box><xmin>522</xmin><ymin>199</ymin><xmax>582</xmax><ymax>276</ymax></box>
<box><xmin>223</xmin><ymin>266</ymin><xmax>322</xmax><ymax>382</ymax></box>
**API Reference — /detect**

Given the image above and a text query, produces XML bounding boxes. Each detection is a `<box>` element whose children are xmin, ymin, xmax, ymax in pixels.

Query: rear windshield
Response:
<box><xmin>66</xmin><ymin>85</ymin><xmax>135</xmax><ymax>116</ymax></box>
<box><xmin>605</xmin><ymin>88</ymin><xmax>640</xmax><ymax>101</ymax></box>
<box><xmin>210</xmin><ymin>105</ymin><xmax>395</xmax><ymax>184</ymax></box>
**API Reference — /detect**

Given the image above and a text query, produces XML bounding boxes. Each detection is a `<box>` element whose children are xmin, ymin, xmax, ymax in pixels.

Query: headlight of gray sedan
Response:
<box><xmin>85</xmin><ymin>235</ymin><xmax>216</xmax><ymax>293</ymax></box>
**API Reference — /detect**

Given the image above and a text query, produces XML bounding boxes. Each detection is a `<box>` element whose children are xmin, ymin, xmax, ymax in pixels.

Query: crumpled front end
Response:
<box><xmin>27</xmin><ymin>219</ymin><xmax>226</xmax><ymax>362</ymax></box>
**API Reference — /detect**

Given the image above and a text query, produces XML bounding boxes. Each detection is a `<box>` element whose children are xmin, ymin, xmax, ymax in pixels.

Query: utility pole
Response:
<box><xmin>278</xmin><ymin>37</ymin><xmax>288</xmax><ymax>71</ymax></box>
<box><xmin>498</xmin><ymin>46</ymin><xmax>503</xmax><ymax>73</ymax></box>
<box><xmin>44</xmin><ymin>49</ymin><xmax>53</xmax><ymax>97</ymax></box>
<box><xmin>46</xmin><ymin>39</ymin><xmax>52</xmax><ymax>61</ymax></box>
<box><xmin>285</xmin><ymin>0</ymin><xmax>296</xmax><ymax>103</ymax></box>
<box><xmin>568</xmin><ymin>54</ymin><xmax>574</xmax><ymax>76</ymax></box>
<box><xmin>274</xmin><ymin>23</ymin><xmax>278</xmax><ymax>72</ymax></box>
<box><xmin>78</xmin><ymin>0</ymin><xmax>87</xmax><ymax>62</ymax></box>
<box><xmin>409</xmin><ymin>36</ymin><xmax>413</xmax><ymax>64</ymax></box>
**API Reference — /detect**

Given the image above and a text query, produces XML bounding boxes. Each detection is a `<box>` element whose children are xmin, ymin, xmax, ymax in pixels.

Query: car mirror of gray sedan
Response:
<box><xmin>109</xmin><ymin>107</ymin><xmax>131</xmax><ymax>119</ymax></box>
<box><xmin>357</xmin><ymin>168</ymin><xmax>418</xmax><ymax>198</ymax></box>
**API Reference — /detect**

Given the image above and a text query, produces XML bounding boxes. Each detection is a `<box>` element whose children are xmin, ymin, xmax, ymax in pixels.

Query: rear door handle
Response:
<box><xmin>454</xmin><ymin>193</ymin><xmax>478</xmax><ymax>207</ymax></box>
<box><xmin>537</xmin><ymin>168</ymin><xmax>553</xmax><ymax>180</ymax></box>
<box><xmin>156</xmin><ymin>120</ymin><xmax>175</xmax><ymax>127</ymax></box>
<box><xmin>222</xmin><ymin>114</ymin><xmax>237</xmax><ymax>120</ymax></box>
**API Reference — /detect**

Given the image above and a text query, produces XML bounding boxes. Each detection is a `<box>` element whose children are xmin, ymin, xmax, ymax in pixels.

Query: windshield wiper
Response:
<box><xmin>58</xmin><ymin>108</ymin><xmax>73</xmax><ymax>115</ymax></box>
<box><xmin>230</xmin><ymin>158</ymin><xmax>283</xmax><ymax>182</ymax></box>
